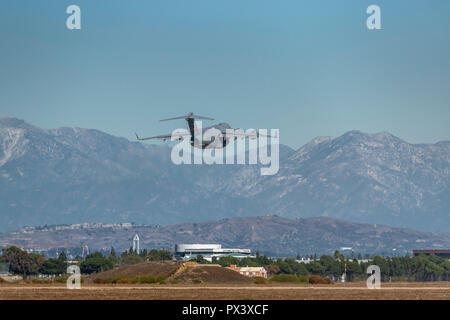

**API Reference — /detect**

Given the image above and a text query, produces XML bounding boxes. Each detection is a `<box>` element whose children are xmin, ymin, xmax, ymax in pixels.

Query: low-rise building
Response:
<box><xmin>227</xmin><ymin>265</ymin><xmax>268</xmax><ymax>279</ymax></box>
<box><xmin>295</xmin><ymin>257</ymin><xmax>313</xmax><ymax>264</ymax></box>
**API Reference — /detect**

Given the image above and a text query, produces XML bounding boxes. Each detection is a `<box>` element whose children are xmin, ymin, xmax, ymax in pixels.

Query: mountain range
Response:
<box><xmin>0</xmin><ymin>117</ymin><xmax>449</xmax><ymax>233</ymax></box>
<box><xmin>1</xmin><ymin>216</ymin><xmax>449</xmax><ymax>256</ymax></box>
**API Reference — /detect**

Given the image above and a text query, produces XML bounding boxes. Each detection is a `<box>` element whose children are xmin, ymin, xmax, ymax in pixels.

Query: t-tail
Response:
<box><xmin>160</xmin><ymin>112</ymin><xmax>214</xmax><ymax>142</ymax></box>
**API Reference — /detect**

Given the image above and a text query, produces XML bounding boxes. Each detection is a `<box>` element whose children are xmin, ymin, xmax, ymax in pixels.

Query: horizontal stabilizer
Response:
<box><xmin>160</xmin><ymin>112</ymin><xmax>214</xmax><ymax>122</ymax></box>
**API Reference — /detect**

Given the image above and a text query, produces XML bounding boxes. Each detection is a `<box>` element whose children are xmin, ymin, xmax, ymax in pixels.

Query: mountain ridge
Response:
<box><xmin>1</xmin><ymin>216</ymin><xmax>449</xmax><ymax>256</ymax></box>
<box><xmin>0</xmin><ymin>117</ymin><xmax>449</xmax><ymax>233</ymax></box>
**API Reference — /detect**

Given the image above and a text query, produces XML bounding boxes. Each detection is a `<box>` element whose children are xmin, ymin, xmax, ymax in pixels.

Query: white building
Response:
<box><xmin>227</xmin><ymin>265</ymin><xmax>268</xmax><ymax>278</ymax></box>
<box><xmin>174</xmin><ymin>244</ymin><xmax>253</xmax><ymax>262</ymax></box>
<box><xmin>295</xmin><ymin>257</ymin><xmax>313</xmax><ymax>264</ymax></box>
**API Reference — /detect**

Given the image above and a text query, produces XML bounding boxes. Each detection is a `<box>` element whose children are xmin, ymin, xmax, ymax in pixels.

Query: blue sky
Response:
<box><xmin>0</xmin><ymin>0</ymin><xmax>449</xmax><ymax>148</ymax></box>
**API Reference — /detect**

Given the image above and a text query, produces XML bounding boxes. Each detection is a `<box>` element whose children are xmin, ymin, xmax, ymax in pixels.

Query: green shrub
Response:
<box><xmin>131</xmin><ymin>275</ymin><xmax>165</xmax><ymax>284</ymax></box>
<box><xmin>55</xmin><ymin>276</ymin><xmax>84</xmax><ymax>284</ymax></box>
<box><xmin>31</xmin><ymin>278</ymin><xmax>52</xmax><ymax>284</ymax></box>
<box><xmin>100</xmin><ymin>275</ymin><xmax>166</xmax><ymax>284</ymax></box>
<box><xmin>308</xmin><ymin>275</ymin><xmax>333</xmax><ymax>284</ymax></box>
<box><xmin>55</xmin><ymin>277</ymin><xmax>67</xmax><ymax>283</ymax></box>
<box><xmin>93</xmin><ymin>278</ymin><xmax>108</xmax><ymax>284</ymax></box>
<box><xmin>270</xmin><ymin>274</ymin><xmax>309</xmax><ymax>283</ymax></box>
<box><xmin>253</xmin><ymin>277</ymin><xmax>269</xmax><ymax>284</ymax></box>
<box><xmin>113</xmin><ymin>276</ymin><xmax>132</xmax><ymax>284</ymax></box>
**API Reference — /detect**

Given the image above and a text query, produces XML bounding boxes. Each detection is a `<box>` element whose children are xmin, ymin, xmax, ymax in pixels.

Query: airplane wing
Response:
<box><xmin>135</xmin><ymin>131</ymin><xmax>191</xmax><ymax>141</ymax></box>
<box><xmin>220</xmin><ymin>130</ymin><xmax>276</xmax><ymax>139</ymax></box>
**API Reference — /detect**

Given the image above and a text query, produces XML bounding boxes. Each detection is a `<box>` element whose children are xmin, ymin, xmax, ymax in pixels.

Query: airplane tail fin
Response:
<box><xmin>160</xmin><ymin>112</ymin><xmax>213</xmax><ymax>142</ymax></box>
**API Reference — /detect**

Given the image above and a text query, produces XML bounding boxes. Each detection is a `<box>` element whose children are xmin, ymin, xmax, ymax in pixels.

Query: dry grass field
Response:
<box><xmin>0</xmin><ymin>282</ymin><xmax>449</xmax><ymax>300</ymax></box>
<box><xmin>1</xmin><ymin>262</ymin><xmax>449</xmax><ymax>300</ymax></box>
<box><xmin>84</xmin><ymin>260</ymin><xmax>184</xmax><ymax>281</ymax></box>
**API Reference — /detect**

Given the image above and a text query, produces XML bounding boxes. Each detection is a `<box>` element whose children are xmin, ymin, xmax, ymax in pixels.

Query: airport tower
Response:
<box><xmin>132</xmin><ymin>234</ymin><xmax>140</xmax><ymax>254</ymax></box>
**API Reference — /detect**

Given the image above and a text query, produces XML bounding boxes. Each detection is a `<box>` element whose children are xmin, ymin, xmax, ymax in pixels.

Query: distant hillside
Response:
<box><xmin>1</xmin><ymin>216</ymin><xmax>449</xmax><ymax>256</ymax></box>
<box><xmin>1</xmin><ymin>117</ymin><xmax>449</xmax><ymax>232</ymax></box>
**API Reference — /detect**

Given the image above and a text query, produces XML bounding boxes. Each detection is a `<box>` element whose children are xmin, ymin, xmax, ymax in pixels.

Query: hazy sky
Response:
<box><xmin>0</xmin><ymin>0</ymin><xmax>449</xmax><ymax>148</ymax></box>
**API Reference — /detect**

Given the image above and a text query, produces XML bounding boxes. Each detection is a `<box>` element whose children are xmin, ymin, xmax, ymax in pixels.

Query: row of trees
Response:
<box><xmin>1</xmin><ymin>246</ymin><xmax>80</xmax><ymax>276</ymax></box>
<box><xmin>203</xmin><ymin>251</ymin><xmax>450</xmax><ymax>282</ymax></box>
<box><xmin>2</xmin><ymin>246</ymin><xmax>449</xmax><ymax>281</ymax></box>
<box><xmin>1</xmin><ymin>246</ymin><xmax>46</xmax><ymax>277</ymax></box>
<box><xmin>118</xmin><ymin>247</ymin><xmax>172</xmax><ymax>265</ymax></box>
<box><xmin>0</xmin><ymin>246</ymin><xmax>174</xmax><ymax>276</ymax></box>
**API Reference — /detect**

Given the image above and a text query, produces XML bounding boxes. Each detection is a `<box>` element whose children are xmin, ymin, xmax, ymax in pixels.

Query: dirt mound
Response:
<box><xmin>85</xmin><ymin>261</ymin><xmax>183</xmax><ymax>282</ymax></box>
<box><xmin>85</xmin><ymin>261</ymin><xmax>254</xmax><ymax>285</ymax></box>
<box><xmin>172</xmin><ymin>265</ymin><xmax>253</xmax><ymax>284</ymax></box>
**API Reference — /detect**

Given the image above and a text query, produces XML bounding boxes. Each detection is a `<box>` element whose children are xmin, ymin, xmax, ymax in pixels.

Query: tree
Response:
<box><xmin>120</xmin><ymin>249</ymin><xmax>143</xmax><ymax>265</ymax></box>
<box><xmin>80</xmin><ymin>252</ymin><xmax>113</xmax><ymax>274</ymax></box>
<box><xmin>266</xmin><ymin>264</ymin><xmax>281</xmax><ymax>275</ymax></box>
<box><xmin>255</xmin><ymin>254</ymin><xmax>272</xmax><ymax>267</ymax></box>
<box><xmin>109</xmin><ymin>247</ymin><xmax>116</xmax><ymax>259</ymax></box>
<box><xmin>194</xmin><ymin>254</ymin><xmax>209</xmax><ymax>264</ymax></box>
<box><xmin>346</xmin><ymin>259</ymin><xmax>362</xmax><ymax>281</ymax></box>
<box><xmin>108</xmin><ymin>247</ymin><xmax>118</xmax><ymax>265</ymax></box>
<box><xmin>121</xmin><ymin>254</ymin><xmax>143</xmax><ymax>265</ymax></box>
<box><xmin>2</xmin><ymin>246</ymin><xmax>43</xmax><ymax>277</ymax></box>
<box><xmin>282</xmin><ymin>258</ymin><xmax>308</xmax><ymax>276</ymax></box>
<box><xmin>372</xmin><ymin>256</ymin><xmax>390</xmax><ymax>281</ymax></box>
<box><xmin>139</xmin><ymin>248</ymin><xmax>148</xmax><ymax>258</ymax></box>
<box><xmin>237</xmin><ymin>257</ymin><xmax>260</xmax><ymax>268</ymax></box>
<box><xmin>217</xmin><ymin>256</ymin><xmax>239</xmax><ymax>267</ymax></box>
<box><xmin>334</xmin><ymin>250</ymin><xmax>344</xmax><ymax>262</ymax></box>
<box><xmin>306</xmin><ymin>261</ymin><xmax>325</xmax><ymax>275</ymax></box>
<box><xmin>58</xmin><ymin>251</ymin><xmax>67</xmax><ymax>262</ymax></box>
<box><xmin>160</xmin><ymin>250</ymin><xmax>173</xmax><ymax>261</ymax></box>
<box><xmin>73</xmin><ymin>256</ymin><xmax>83</xmax><ymax>264</ymax></box>
<box><xmin>39</xmin><ymin>258</ymin><xmax>67</xmax><ymax>276</ymax></box>
<box><xmin>320</xmin><ymin>255</ymin><xmax>342</xmax><ymax>278</ymax></box>
<box><xmin>147</xmin><ymin>249</ymin><xmax>173</xmax><ymax>261</ymax></box>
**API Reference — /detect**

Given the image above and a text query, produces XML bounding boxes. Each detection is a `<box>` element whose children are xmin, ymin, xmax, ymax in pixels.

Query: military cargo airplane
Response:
<box><xmin>135</xmin><ymin>112</ymin><xmax>272</xmax><ymax>149</ymax></box>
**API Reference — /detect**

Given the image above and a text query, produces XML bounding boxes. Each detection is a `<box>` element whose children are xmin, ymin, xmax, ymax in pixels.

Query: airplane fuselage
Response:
<box><xmin>191</xmin><ymin>122</ymin><xmax>232</xmax><ymax>149</ymax></box>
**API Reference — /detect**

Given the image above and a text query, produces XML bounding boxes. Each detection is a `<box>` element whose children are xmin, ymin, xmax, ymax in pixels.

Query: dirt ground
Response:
<box><xmin>84</xmin><ymin>261</ymin><xmax>183</xmax><ymax>282</ymax></box>
<box><xmin>0</xmin><ymin>282</ymin><xmax>449</xmax><ymax>300</ymax></box>
<box><xmin>171</xmin><ymin>265</ymin><xmax>254</xmax><ymax>284</ymax></box>
<box><xmin>85</xmin><ymin>261</ymin><xmax>254</xmax><ymax>284</ymax></box>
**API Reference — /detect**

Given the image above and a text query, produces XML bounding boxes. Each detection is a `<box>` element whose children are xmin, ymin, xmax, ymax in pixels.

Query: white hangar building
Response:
<box><xmin>174</xmin><ymin>244</ymin><xmax>253</xmax><ymax>262</ymax></box>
